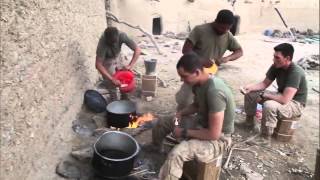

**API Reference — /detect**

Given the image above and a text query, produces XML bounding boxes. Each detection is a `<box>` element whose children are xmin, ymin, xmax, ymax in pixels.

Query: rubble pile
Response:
<box><xmin>264</xmin><ymin>28</ymin><xmax>320</xmax><ymax>44</ymax></box>
<box><xmin>297</xmin><ymin>55</ymin><xmax>320</xmax><ymax>70</ymax></box>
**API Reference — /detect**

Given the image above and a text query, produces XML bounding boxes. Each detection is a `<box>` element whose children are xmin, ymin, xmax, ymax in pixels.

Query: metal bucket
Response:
<box><xmin>144</xmin><ymin>59</ymin><xmax>157</xmax><ymax>75</ymax></box>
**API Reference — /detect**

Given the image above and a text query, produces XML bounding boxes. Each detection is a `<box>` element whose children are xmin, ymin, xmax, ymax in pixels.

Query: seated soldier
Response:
<box><xmin>152</xmin><ymin>53</ymin><xmax>235</xmax><ymax>180</ymax></box>
<box><xmin>242</xmin><ymin>43</ymin><xmax>307</xmax><ymax>140</ymax></box>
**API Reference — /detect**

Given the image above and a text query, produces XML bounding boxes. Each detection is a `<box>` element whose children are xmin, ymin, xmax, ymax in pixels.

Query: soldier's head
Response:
<box><xmin>273</xmin><ymin>43</ymin><xmax>294</xmax><ymax>68</ymax></box>
<box><xmin>176</xmin><ymin>53</ymin><xmax>204</xmax><ymax>86</ymax></box>
<box><xmin>104</xmin><ymin>27</ymin><xmax>119</xmax><ymax>45</ymax></box>
<box><xmin>213</xmin><ymin>9</ymin><xmax>234</xmax><ymax>35</ymax></box>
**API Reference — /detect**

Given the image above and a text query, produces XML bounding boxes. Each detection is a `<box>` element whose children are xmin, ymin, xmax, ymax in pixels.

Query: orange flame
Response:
<box><xmin>128</xmin><ymin>113</ymin><xmax>154</xmax><ymax>128</ymax></box>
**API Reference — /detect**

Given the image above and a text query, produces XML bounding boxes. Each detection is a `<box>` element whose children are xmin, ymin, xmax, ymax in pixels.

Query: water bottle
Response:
<box><xmin>256</xmin><ymin>104</ymin><xmax>263</xmax><ymax>120</ymax></box>
<box><xmin>254</xmin><ymin>104</ymin><xmax>263</xmax><ymax>133</ymax></box>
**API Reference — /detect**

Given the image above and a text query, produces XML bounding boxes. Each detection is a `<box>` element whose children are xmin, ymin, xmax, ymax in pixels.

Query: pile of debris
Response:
<box><xmin>297</xmin><ymin>55</ymin><xmax>320</xmax><ymax>70</ymax></box>
<box><xmin>264</xmin><ymin>28</ymin><xmax>320</xmax><ymax>44</ymax></box>
<box><xmin>264</xmin><ymin>29</ymin><xmax>293</xmax><ymax>38</ymax></box>
<box><xmin>163</xmin><ymin>31</ymin><xmax>189</xmax><ymax>40</ymax></box>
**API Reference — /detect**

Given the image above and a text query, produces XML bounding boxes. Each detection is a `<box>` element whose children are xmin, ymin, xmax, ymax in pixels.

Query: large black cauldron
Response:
<box><xmin>106</xmin><ymin>100</ymin><xmax>136</xmax><ymax>128</ymax></box>
<box><xmin>92</xmin><ymin>131</ymin><xmax>140</xmax><ymax>178</ymax></box>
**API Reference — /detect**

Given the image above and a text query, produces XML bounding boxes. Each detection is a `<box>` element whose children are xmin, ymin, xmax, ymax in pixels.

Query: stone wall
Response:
<box><xmin>0</xmin><ymin>0</ymin><xmax>106</xmax><ymax>179</ymax></box>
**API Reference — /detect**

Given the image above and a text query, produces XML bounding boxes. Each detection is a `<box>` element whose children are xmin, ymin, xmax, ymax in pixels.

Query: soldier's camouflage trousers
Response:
<box><xmin>152</xmin><ymin>115</ymin><xmax>229</xmax><ymax>180</ymax></box>
<box><xmin>244</xmin><ymin>90</ymin><xmax>304</xmax><ymax>136</ymax></box>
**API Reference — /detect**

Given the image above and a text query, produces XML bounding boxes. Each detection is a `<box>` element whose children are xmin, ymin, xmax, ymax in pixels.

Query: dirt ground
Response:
<box><xmin>61</xmin><ymin>32</ymin><xmax>320</xmax><ymax>180</ymax></box>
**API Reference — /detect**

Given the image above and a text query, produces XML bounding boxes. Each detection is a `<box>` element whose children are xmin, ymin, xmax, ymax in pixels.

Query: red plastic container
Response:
<box><xmin>112</xmin><ymin>70</ymin><xmax>135</xmax><ymax>93</ymax></box>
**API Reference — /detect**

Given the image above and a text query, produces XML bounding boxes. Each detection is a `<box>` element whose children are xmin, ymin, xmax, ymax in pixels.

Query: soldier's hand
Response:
<box><xmin>124</xmin><ymin>64</ymin><xmax>133</xmax><ymax>70</ymax></box>
<box><xmin>243</xmin><ymin>85</ymin><xmax>253</xmax><ymax>94</ymax></box>
<box><xmin>216</xmin><ymin>57</ymin><xmax>230</xmax><ymax>66</ymax></box>
<box><xmin>202</xmin><ymin>60</ymin><xmax>213</xmax><ymax>68</ymax></box>
<box><xmin>220</xmin><ymin>135</ymin><xmax>232</xmax><ymax>152</ymax></box>
<box><xmin>256</xmin><ymin>91</ymin><xmax>266</xmax><ymax>103</ymax></box>
<box><xmin>111</xmin><ymin>78</ymin><xmax>121</xmax><ymax>86</ymax></box>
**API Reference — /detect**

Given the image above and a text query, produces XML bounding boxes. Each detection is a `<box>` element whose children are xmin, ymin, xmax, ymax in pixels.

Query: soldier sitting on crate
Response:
<box><xmin>241</xmin><ymin>43</ymin><xmax>308</xmax><ymax>140</ymax></box>
<box><xmin>152</xmin><ymin>53</ymin><xmax>235</xmax><ymax>180</ymax></box>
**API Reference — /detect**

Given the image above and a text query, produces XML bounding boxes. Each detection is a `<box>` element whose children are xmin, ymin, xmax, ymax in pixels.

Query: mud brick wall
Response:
<box><xmin>0</xmin><ymin>0</ymin><xmax>106</xmax><ymax>179</ymax></box>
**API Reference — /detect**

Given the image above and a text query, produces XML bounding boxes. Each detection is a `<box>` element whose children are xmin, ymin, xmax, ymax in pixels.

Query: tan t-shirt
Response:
<box><xmin>188</xmin><ymin>23</ymin><xmax>241</xmax><ymax>64</ymax></box>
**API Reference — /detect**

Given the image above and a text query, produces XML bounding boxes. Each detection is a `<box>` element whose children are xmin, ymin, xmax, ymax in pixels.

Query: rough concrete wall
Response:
<box><xmin>111</xmin><ymin>0</ymin><xmax>319</xmax><ymax>35</ymax></box>
<box><xmin>0</xmin><ymin>0</ymin><xmax>105</xmax><ymax>179</ymax></box>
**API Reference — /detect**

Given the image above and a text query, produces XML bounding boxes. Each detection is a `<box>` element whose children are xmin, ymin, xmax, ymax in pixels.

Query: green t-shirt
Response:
<box><xmin>96</xmin><ymin>31</ymin><xmax>136</xmax><ymax>60</ymax></box>
<box><xmin>266</xmin><ymin>63</ymin><xmax>308</xmax><ymax>105</ymax></box>
<box><xmin>188</xmin><ymin>23</ymin><xmax>241</xmax><ymax>64</ymax></box>
<box><xmin>193</xmin><ymin>76</ymin><xmax>235</xmax><ymax>134</ymax></box>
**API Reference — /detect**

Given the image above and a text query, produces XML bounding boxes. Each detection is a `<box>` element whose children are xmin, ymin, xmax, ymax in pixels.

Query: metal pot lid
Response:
<box><xmin>106</xmin><ymin>100</ymin><xmax>136</xmax><ymax>114</ymax></box>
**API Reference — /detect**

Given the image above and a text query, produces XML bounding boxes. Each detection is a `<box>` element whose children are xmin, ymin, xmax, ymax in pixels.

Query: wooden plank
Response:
<box><xmin>182</xmin><ymin>156</ymin><xmax>222</xmax><ymax>180</ymax></box>
<box><xmin>197</xmin><ymin>162</ymin><xmax>221</xmax><ymax>180</ymax></box>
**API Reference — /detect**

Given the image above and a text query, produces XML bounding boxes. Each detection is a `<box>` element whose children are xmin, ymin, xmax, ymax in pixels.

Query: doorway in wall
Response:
<box><xmin>230</xmin><ymin>15</ymin><xmax>240</xmax><ymax>36</ymax></box>
<box><xmin>152</xmin><ymin>17</ymin><xmax>162</xmax><ymax>35</ymax></box>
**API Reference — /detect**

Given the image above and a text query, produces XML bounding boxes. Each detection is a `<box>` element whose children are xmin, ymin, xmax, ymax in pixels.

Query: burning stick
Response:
<box><xmin>128</xmin><ymin>113</ymin><xmax>154</xmax><ymax>128</ymax></box>
<box><xmin>174</xmin><ymin>117</ymin><xmax>179</xmax><ymax>126</ymax></box>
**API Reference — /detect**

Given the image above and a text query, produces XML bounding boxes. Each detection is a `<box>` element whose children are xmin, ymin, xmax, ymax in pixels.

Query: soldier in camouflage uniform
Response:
<box><xmin>152</xmin><ymin>53</ymin><xmax>235</xmax><ymax>180</ymax></box>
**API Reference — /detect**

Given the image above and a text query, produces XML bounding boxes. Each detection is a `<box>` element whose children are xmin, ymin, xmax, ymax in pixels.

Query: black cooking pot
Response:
<box><xmin>106</xmin><ymin>100</ymin><xmax>136</xmax><ymax>128</ymax></box>
<box><xmin>84</xmin><ymin>90</ymin><xmax>107</xmax><ymax>113</ymax></box>
<box><xmin>92</xmin><ymin>131</ymin><xmax>140</xmax><ymax>178</ymax></box>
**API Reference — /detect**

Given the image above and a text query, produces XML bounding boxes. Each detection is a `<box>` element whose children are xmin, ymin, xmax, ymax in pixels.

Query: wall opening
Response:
<box><xmin>152</xmin><ymin>17</ymin><xmax>162</xmax><ymax>35</ymax></box>
<box><xmin>230</xmin><ymin>15</ymin><xmax>241</xmax><ymax>36</ymax></box>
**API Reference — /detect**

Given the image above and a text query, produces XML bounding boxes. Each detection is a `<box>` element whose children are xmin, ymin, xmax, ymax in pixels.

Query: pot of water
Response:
<box><xmin>92</xmin><ymin>131</ymin><xmax>140</xmax><ymax>178</ymax></box>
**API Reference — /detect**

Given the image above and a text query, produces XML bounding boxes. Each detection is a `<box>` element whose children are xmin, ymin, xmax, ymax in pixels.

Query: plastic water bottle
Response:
<box><xmin>256</xmin><ymin>104</ymin><xmax>263</xmax><ymax>120</ymax></box>
<box><xmin>253</xmin><ymin>104</ymin><xmax>263</xmax><ymax>133</ymax></box>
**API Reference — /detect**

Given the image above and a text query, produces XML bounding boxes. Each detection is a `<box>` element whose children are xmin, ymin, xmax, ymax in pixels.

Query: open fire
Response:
<box><xmin>128</xmin><ymin>113</ymin><xmax>154</xmax><ymax>128</ymax></box>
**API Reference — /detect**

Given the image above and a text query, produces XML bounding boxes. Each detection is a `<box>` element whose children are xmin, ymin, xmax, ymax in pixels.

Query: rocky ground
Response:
<box><xmin>56</xmin><ymin>32</ymin><xmax>319</xmax><ymax>180</ymax></box>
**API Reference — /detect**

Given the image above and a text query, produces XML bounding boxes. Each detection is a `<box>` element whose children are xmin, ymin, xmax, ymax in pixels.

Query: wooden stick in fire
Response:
<box><xmin>174</xmin><ymin>117</ymin><xmax>179</xmax><ymax>126</ymax></box>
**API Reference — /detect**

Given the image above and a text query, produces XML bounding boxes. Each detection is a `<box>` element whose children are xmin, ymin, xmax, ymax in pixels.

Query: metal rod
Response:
<box><xmin>274</xmin><ymin>7</ymin><xmax>295</xmax><ymax>40</ymax></box>
<box><xmin>274</xmin><ymin>7</ymin><xmax>288</xmax><ymax>28</ymax></box>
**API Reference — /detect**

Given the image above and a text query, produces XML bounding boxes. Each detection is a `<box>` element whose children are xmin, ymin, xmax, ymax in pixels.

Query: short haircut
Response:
<box><xmin>176</xmin><ymin>52</ymin><xmax>203</xmax><ymax>73</ymax></box>
<box><xmin>215</xmin><ymin>9</ymin><xmax>234</xmax><ymax>25</ymax></box>
<box><xmin>274</xmin><ymin>43</ymin><xmax>294</xmax><ymax>60</ymax></box>
<box><xmin>104</xmin><ymin>27</ymin><xmax>119</xmax><ymax>42</ymax></box>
